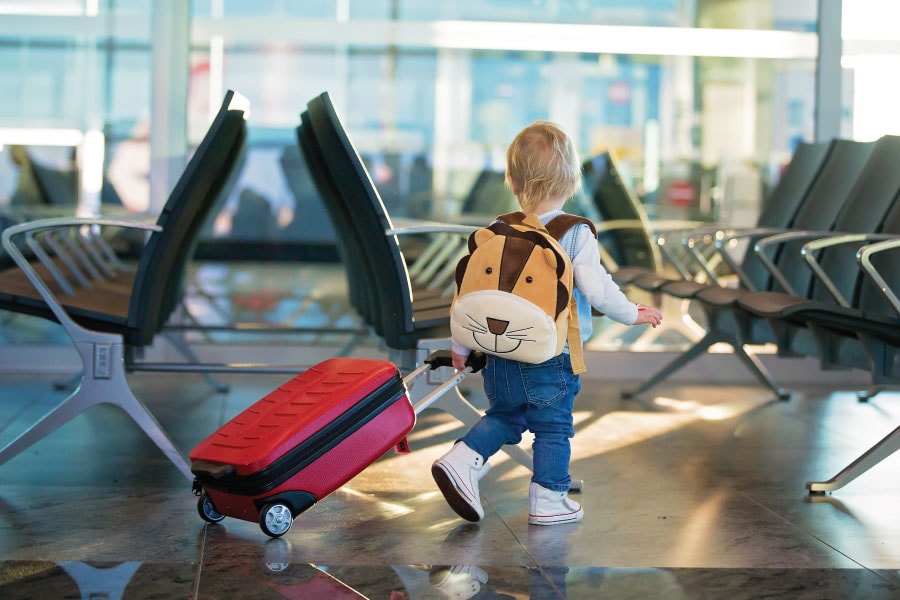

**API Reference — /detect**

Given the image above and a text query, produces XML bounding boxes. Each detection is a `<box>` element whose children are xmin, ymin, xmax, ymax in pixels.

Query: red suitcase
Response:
<box><xmin>190</xmin><ymin>352</ymin><xmax>483</xmax><ymax>537</ymax></box>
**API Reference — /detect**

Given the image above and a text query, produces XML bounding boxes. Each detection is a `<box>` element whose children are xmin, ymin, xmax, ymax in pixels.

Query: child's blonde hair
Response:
<box><xmin>505</xmin><ymin>120</ymin><xmax>582</xmax><ymax>213</ymax></box>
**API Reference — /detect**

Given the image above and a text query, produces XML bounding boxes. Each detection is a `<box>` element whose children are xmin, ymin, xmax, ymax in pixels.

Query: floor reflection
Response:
<box><xmin>4</xmin><ymin>560</ymin><xmax>900</xmax><ymax>599</ymax></box>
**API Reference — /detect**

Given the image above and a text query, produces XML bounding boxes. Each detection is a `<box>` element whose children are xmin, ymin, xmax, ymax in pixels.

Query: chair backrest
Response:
<box><xmin>305</xmin><ymin>91</ymin><xmax>419</xmax><ymax>349</ymax></box>
<box><xmin>127</xmin><ymin>90</ymin><xmax>248</xmax><ymax>345</ymax></box>
<box><xmin>460</xmin><ymin>169</ymin><xmax>517</xmax><ymax>216</ymax></box>
<box><xmin>807</xmin><ymin>135</ymin><xmax>900</xmax><ymax>306</ymax></box>
<box><xmin>760</xmin><ymin>138</ymin><xmax>877</xmax><ymax>295</ymax></box>
<box><xmin>582</xmin><ymin>151</ymin><xmax>659</xmax><ymax>270</ymax></box>
<box><xmin>755</xmin><ymin>141</ymin><xmax>834</xmax><ymax>229</ymax></box>
<box><xmin>278</xmin><ymin>143</ymin><xmax>338</xmax><ymax>244</ymax></box>
<box><xmin>30</xmin><ymin>158</ymin><xmax>124</xmax><ymax>208</ymax></box>
<box><xmin>30</xmin><ymin>160</ymin><xmax>78</xmax><ymax>206</ymax></box>
<box><xmin>736</xmin><ymin>139</ymin><xmax>836</xmax><ymax>290</ymax></box>
<box><xmin>296</xmin><ymin>113</ymin><xmax>375</xmax><ymax>330</ymax></box>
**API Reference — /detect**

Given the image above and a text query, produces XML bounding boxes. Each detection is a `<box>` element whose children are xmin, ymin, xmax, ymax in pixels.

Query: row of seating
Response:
<box><xmin>611</xmin><ymin>135</ymin><xmax>900</xmax><ymax>493</ymax></box>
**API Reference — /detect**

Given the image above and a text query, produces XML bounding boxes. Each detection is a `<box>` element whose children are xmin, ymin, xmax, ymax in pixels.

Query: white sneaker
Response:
<box><xmin>528</xmin><ymin>482</ymin><xmax>583</xmax><ymax>525</ymax></box>
<box><xmin>429</xmin><ymin>565</ymin><xmax>489</xmax><ymax>599</ymax></box>
<box><xmin>432</xmin><ymin>442</ymin><xmax>491</xmax><ymax>522</ymax></box>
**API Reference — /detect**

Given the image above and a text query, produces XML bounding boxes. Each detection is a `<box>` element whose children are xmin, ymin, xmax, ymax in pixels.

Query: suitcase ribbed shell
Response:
<box><xmin>190</xmin><ymin>358</ymin><xmax>407</xmax><ymax>475</ymax></box>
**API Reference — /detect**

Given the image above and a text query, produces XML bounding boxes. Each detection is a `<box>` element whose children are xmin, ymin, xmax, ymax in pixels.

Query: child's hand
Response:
<box><xmin>634</xmin><ymin>304</ymin><xmax>662</xmax><ymax>328</ymax></box>
<box><xmin>452</xmin><ymin>351</ymin><xmax>470</xmax><ymax>371</ymax></box>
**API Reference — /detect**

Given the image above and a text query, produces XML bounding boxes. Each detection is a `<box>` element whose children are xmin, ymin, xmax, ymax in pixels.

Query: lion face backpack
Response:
<box><xmin>449</xmin><ymin>211</ymin><xmax>596</xmax><ymax>374</ymax></box>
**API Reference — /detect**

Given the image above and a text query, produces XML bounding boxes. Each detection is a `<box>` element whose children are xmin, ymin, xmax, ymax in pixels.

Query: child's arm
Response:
<box><xmin>634</xmin><ymin>303</ymin><xmax>663</xmax><ymax>328</ymax></box>
<box><xmin>451</xmin><ymin>340</ymin><xmax>471</xmax><ymax>371</ymax></box>
<box><xmin>570</xmin><ymin>226</ymin><xmax>662</xmax><ymax>327</ymax></box>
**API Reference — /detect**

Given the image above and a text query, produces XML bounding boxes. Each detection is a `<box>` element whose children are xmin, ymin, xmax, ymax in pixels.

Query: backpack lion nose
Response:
<box><xmin>486</xmin><ymin>317</ymin><xmax>509</xmax><ymax>335</ymax></box>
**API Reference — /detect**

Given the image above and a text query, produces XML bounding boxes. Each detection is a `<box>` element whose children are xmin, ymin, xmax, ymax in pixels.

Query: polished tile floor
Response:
<box><xmin>1</xmin><ymin>264</ymin><xmax>899</xmax><ymax>599</ymax></box>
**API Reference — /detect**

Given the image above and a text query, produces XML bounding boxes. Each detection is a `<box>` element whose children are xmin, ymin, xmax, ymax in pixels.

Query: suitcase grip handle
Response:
<box><xmin>423</xmin><ymin>350</ymin><xmax>486</xmax><ymax>373</ymax></box>
<box><xmin>191</xmin><ymin>459</ymin><xmax>235</xmax><ymax>479</ymax></box>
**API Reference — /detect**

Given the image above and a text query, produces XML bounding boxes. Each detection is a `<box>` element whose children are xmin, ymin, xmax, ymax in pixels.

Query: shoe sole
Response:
<box><xmin>432</xmin><ymin>464</ymin><xmax>482</xmax><ymax>522</ymax></box>
<box><xmin>528</xmin><ymin>510</ymin><xmax>584</xmax><ymax>526</ymax></box>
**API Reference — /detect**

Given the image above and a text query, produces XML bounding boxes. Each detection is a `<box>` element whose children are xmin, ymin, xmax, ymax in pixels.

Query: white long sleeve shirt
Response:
<box><xmin>546</xmin><ymin>210</ymin><xmax>639</xmax><ymax>347</ymax></box>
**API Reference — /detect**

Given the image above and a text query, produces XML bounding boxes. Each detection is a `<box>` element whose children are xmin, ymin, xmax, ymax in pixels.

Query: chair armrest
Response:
<box><xmin>673</xmin><ymin>225</ymin><xmax>741</xmax><ymax>284</ymax></box>
<box><xmin>684</xmin><ymin>226</ymin><xmax>789</xmax><ymax>290</ymax></box>
<box><xmin>648</xmin><ymin>219</ymin><xmax>713</xmax><ymax>279</ymax></box>
<box><xmin>751</xmin><ymin>229</ymin><xmax>840</xmax><ymax>296</ymax></box>
<box><xmin>857</xmin><ymin>237</ymin><xmax>900</xmax><ymax>316</ymax></box>
<box><xmin>1</xmin><ymin>204</ymin><xmax>148</xmax><ymax>222</ymax></box>
<box><xmin>593</xmin><ymin>218</ymin><xmax>647</xmax><ymax>234</ymax></box>
<box><xmin>594</xmin><ymin>218</ymin><xmax>703</xmax><ymax>235</ymax></box>
<box><xmin>386</xmin><ymin>217</ymin><xmax>478</xmax><ymax>236</ymax></box>
<box><xmin>800</xmin><ymin>233</ymin><xmax>896</xmax><ymax>307</ymax></box>
<box><xmin>443</xmin><ymin>212</ymin><xmax>505</xmax><ymax>226</ymax></box>
<box><xmin>644</xmin><ymin>224</ymin><xmax>767</xmax><ymax>287</ymax></box>
<box><xmin>2</xmin><ymin>217</ymin><xmax>161</xmax><ymax>341</ymax></box>
<box><xmin>594</xmin><ymin>218</ymin><xmax>703</xmax><ymax>277</ymax></box>
<box><xmin>384</xmin><ymin>217</ymin><xmax>475</xmax><ymax>289</ymax></box>
<box><xmin>694</xmin><ymin>226</ymin><xmax>792</xmax><ymax>252</ymax></box>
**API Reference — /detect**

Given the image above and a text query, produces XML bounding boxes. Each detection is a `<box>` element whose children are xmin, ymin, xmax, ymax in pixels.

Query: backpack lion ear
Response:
<box><xmin>473</xmin><ymin>228</ymin><xmax>495</xmax><ymax>247</ymax></box>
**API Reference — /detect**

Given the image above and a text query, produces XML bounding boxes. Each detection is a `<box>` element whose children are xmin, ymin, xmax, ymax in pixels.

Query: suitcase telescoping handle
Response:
<box><xmin>422</xmin><ymin>349</ymin><xmax>486</xmax><ymax>373</ymax></box>
<box><xmin>404</xmin><ymin>351</ymin><xmax>486</xmax><ymax>416</ymax></box>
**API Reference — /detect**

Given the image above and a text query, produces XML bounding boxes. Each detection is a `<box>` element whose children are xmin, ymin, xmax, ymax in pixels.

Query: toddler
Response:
<box><xmin>433</xmin><ymin>121</ymin><xmax>662</xmax><ymax>525</ymax></box>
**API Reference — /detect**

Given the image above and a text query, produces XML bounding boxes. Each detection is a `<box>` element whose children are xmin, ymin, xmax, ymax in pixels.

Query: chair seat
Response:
<box><xmin>0</xmin><ymin>262</ymin><xmax>134</xmax><ymax>323</ymax></box>
<box><xmin>611</xmin><ymin>265</ymin><xmax>653</xmax><ymax>285</ymax></box>
<box><xmin>781</xmin><ymin>302</ymin><xmax>900</xmax><ymax>342</ymax></box>
<box><xmin>735</xmin><ymin>290</ymin><xmax>810</xmax><ymax>319</ymax></box>
<box><xmin>410</xmin><ymin>284</ymin><xmax>452</xmax><ymax>307</ymax></box>
<box><xmin>693</xmin><ymin>285</ymin><xmax>745</xmax><ymax>307</ymax></box>
<box><xmin>631</xmin><ymin>272</ymin><xmax>680</xmax><ymax>293</ymax></box>
<box><xmin>659</xmin><ymin>279</ymin><xmax>707</xmax><ymax>299</ymax></box>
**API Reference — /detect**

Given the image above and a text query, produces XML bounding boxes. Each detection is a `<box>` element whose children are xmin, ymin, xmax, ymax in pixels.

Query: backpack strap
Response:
<box><xmin>545</xmin><ymin>214</ymin><xmax>597</xmax><ymax>240</ymax></box>
<box><xmin>499</xmin><ymin>211</ymin><xmax>597</xmax><ymax>240</ymax></box>
<box><xmin>496</xmin><ymin>211</ymin><xmax>526</xmax><ymax>226</ymax></box>
<box><xmin>544</xmin><ymin>216</ymin><xmax>592</xmax><ymax>375</ymax></box>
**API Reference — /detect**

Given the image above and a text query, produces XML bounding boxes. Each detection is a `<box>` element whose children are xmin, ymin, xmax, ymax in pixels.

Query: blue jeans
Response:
<box><xmin>460</xmin><ymin>353</ymin><xmax>581</xmax><ymax>492</ymax></box>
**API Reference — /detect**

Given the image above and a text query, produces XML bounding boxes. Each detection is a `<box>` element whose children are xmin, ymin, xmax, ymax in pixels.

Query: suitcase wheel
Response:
<box><xmin>197</xmin><ymin>494</ymin><xmax>226</xmax><ymax>524</ymax></box>
<box><xmin>259</xmin><ymin>502</ymin><xmax>293</xmax><ymax>538</ymax></box>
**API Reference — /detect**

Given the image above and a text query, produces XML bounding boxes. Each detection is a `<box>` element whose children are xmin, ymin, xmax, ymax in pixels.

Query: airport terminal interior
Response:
<box><xmin>1</xmin><ymin>1</ymin><xmax>899</xmax><ymax>598</ymax></box>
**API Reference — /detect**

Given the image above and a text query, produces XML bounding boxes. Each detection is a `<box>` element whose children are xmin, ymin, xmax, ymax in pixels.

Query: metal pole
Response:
<box><xmin>815</xmin><ymin>0</ymin><xmax>843</xmax><ymax>142</ymax></box>
<box><xmin>149</xmin><ymin>0</ymin><xmax>190</xmax><ymax>213</ymax></box>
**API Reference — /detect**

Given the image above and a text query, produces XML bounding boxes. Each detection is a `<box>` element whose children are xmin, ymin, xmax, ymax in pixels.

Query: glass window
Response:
<box><xmin>376</xmin><ymin>0</ymin><xmax>684</xmax><ymax>26</ymax></box>
<box><xmin>842</xmin><ymin>0</ymin><xmax>900</xmax><ymax>141</ymax></box>
<box><xmin>192</xmin><ymin>0</ymin><xmax>337</xmax><ymax>19</ymax></box>
<box><xmin>0</xmin><ymin>0</ymin><xmax>830</xmax><ymax>246</ymax></box>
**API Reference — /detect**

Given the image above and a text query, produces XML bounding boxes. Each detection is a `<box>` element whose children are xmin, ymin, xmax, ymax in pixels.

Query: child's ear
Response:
<box><xmin>506</xmin><ymin>173</ymin><xmax>520</xmax><ymax>196</ymax></box>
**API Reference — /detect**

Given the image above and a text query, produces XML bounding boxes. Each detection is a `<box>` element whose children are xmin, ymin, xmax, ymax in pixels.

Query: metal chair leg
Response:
<box><xmin>733</xmin><ymin>343</ymin><xmax>791</xmax><ymax>400</ymax></box>
<box><xmin>622</xmin><ymin>333</ymin><xmax>720</xmax><ymax>398</ymax></box>
<box><xmin>0</xmin><ymin>339</ymin><xmax>193</xmax><ymax>481</ymax></box>
<box><xmin>806</xmin><ymin>425</ymin><xmax>900</xmax><ymax>494</ymax></box>
<box><xmin>160</xmin><ymin>331</ymin><xmax>231</xmax><ymax>393</ymax></box>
